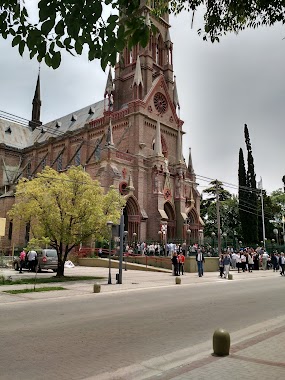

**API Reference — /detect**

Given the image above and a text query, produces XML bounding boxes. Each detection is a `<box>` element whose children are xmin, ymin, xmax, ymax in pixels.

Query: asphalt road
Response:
<box><xmin>1</xmin><ymin>276</ymin><xmax>284</xmax><ymax>379</ymax></box>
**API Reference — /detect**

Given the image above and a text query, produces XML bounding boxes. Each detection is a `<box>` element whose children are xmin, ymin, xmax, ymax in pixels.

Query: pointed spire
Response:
<box><xmin>154</xmin><ymin>119</ymin><xmax>163</xmax><ymax>157</ymax></box>
<box><xmin>173</xmin><ymin>76</ymin><xmax>180</xmax><ymax>110</ymax></box>
<box><xmin>127</xmin><ymin>172</ymin><xmax>135</xmax><ymax>192</ymax></box>
<box><xmin>176</xmin><ymin>128</ymin><xmax>182</xmax><ymax>163</ymax></box>
<box><xmin>104</xmin><ymin>67</ymin><xmax>113</xmax><ymax>97</ymax></box>
<box><xmin>165</xmin><ymin>28</ymin><xmax>172</xmax><ymax>49</ymax></box>
<box><xmin>30</xmin><ymin>69</ymin><xmax>42</xmax><ymax>130</ymax></box>
<box><xmin>105</xmin><ymin>118</ymin><xmax>114</xmax><ymax>147</ymax></box>
<box><xmin>189</xmin><ymin>187</ymin><xmax>195</xmax><ymax>206</ymax></box>
<box><xmin>133</xmin><ymin>56</ymin><xmax>143</xmax><ymax>88</ymax></box>
<box><xmin>188</xmin><ymin>147</ymin><xmax>194</xmax><ymax>174</ymax></box>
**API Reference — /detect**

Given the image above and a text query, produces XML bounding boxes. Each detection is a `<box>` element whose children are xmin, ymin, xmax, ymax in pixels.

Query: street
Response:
<box><xmin>0</xmin><ymin>275</ymin><xmax>285</xmax><ymax>379</ymax></box>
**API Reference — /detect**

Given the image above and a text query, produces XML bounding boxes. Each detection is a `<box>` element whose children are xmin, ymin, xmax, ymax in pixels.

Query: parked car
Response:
<box><xmin>13</xmin><ymin>249</ymin><xmax>58</xmax><ymax>272</ymax></box>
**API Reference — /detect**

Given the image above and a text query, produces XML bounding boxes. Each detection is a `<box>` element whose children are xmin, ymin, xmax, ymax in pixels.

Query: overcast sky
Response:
<box><xmin>0</xmin><ymin>8</ymin><xmax>284</xmax><ymax>196</ymax></box>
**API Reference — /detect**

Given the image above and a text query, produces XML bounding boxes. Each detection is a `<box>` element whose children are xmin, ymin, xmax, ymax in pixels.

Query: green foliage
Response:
<box><xmin>8</xmin><ymin>166</ymin><xmax>125</xmax><ymax>275</ymax></box>
<box><xmin>1</xmin><ymin>1</ymin><xmax>285</xmax><ymax>69</ymax></box>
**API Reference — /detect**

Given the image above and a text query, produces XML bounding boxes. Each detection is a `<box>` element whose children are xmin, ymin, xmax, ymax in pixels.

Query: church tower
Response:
<box><xmin>105</xmin><ymin>1</ymin><xmax>202</xmax><ymax>242</ymax></box>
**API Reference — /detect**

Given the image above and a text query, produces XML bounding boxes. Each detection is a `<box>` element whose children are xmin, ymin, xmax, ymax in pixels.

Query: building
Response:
<box><xmin>0</xmin><ymin>2</ymin><xmax>203</xmax><ymax>252</ymax></box>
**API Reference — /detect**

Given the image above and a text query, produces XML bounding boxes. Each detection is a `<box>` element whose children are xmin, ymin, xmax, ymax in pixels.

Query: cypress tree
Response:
<box><xmin>238</xmin><ymin>148</ymin><xmax>248</xmax><ymax>242</ymax></box>
<box><xmin>244</xmin><ymin>124</ymin><xmax>258</xmax><ymax>244</ymax></box>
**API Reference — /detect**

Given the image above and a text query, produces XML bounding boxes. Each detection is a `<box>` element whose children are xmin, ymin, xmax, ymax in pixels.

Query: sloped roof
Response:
<box><xmin>0</xmin><ymin>119</ymin><xmax>33</xmax><ymax>149</ymax></box>
<box><xmin>32</xmin><ymin>99</ymin><xmax>105</xmax><ymax>145</ymax></box>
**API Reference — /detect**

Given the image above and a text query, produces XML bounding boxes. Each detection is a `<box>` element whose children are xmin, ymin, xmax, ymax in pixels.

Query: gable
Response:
<box><xmin>143</xmin><ymin>75</ymin><xmax>182</xmax><ymax>128</ymax></box>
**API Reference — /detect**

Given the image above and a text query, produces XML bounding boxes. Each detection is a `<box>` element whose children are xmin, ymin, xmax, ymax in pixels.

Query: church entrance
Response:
<box><xmin>164</xmin><ymin>202</ymin><xmax>176</xmax><ymax>241</ymax></box>
<box><xmin>124</xmin><ymin>196</ymin><xmax>140</xmax><ymax>245</ymax></box>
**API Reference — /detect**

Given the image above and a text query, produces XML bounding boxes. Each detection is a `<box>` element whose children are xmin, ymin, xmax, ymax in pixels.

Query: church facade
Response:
<box><xmin>0</xmin><ymin>3</ymin><xmax>203</xmax><ymax>252</ymax></box>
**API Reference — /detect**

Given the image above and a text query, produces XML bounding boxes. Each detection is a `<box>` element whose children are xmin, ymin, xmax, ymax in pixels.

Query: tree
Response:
<box><xmin>8</xmin><ymin>166</ymin><xmax>125</xmax><ymax>276</ymax></box>
<box><xmin>238</xmin><ymin>147</ymin><xmax>248</xmax><ymax>242</ymax></box>
<box><xmin>1</xmin><ymin>1</ymin><xmax>285</xmax><ymax>69</ymax></box>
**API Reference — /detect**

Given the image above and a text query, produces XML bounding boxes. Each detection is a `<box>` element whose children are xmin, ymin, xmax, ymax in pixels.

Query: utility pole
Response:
<box><xmin>118</xmin><ymin>211</ymin><xmax>124</xmax><ymax>284</ymax></box>
<box><xmin>216</xmin><ymin>181</ymin><xmax>222</xmax><ymax>255</ymax></box>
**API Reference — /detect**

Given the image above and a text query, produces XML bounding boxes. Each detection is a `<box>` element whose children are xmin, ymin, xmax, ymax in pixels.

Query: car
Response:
<box><xmin>13</xmin><ymin>249</ymin><xmax>58</xmax><ymax>272</ymax></box>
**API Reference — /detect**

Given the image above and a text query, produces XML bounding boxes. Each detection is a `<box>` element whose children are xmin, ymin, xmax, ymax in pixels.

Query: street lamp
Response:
<box><xmin>233</xmin><ymin>231</ymin><xmax>237</xmax><ymax>249</ymax></box>
<box><xmin>107</xmin><ymin>220</ymin><xmax>113</xmax><ymax>284</ymax></box>
<box><xmin>187</xmin><ymin>229</ymin><xmax>191</xmax><ymax>256</ymax></box>
<box><xmin>133</xmin><ymin>232</ymin><xmax>137</xmax><ymax>253</ymax></box>
<box><xmin>238</xmin><ymin>241</ymin><xmax>242</xmax><ymax>250</ymax></box>
<box><xmin>198</xmin><ymin>229</ymin><xmax>203</xmax><ymax>246</ymax></box>
<box><xmin>124</xmin><ymin>230</ymin><xmax>128</xmax><ymax>270</ymax></box>
<box><xmin>158</xmin><ymin>231</ymin><xmax>162</xmax><ymax>255</ymax></box>
<box><xmin>273</xmin><ymin>228</ymin><xmax>279</xmax><ymax>245</ymax></box>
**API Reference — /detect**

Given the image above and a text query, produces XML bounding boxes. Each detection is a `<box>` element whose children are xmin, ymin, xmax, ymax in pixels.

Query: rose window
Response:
<box><xmin>154</xmin><ymin>92</ymin><xmax>168</xmax><ymax>114</ymax></box>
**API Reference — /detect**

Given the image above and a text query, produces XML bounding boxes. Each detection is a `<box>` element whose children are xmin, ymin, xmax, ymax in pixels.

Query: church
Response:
<box><xmin>0</xmin><ymin>2</ymin><xmax>203</xmax><ymax>252</ymax></box>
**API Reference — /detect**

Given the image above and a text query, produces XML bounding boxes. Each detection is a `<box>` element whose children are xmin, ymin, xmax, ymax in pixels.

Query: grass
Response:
<box><xmin>3</xmin><ymin>287</ymin><xmax>66</xmax><ymax>294</ymax></box>
<box><xmin>0</xmin><ymin>275</ymin><xmax>104</xmax><ymax>286</ymax></box>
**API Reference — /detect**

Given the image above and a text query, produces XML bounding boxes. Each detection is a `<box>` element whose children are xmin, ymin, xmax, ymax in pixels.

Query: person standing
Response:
<box><xmin>27</xmin><ymin>250</ymin><xmax>37</xmax><ymax>272</ymax></box>
<box><xmin>231</xmin><ymin>251</ymin><xmax>237</xmax><ymax>269</ymax></box>
<box><xmin>262</xmin><ymin>250</ymin><xmax>269</xmax><ymax>270</ymax></box>
<box><xmin>218</xmin><ymin>254</ymin><xmax>224</xmax><ymax>278</ymax></box>
<box><xmin>223</xmin><ymin>252</ymin><xmax>231</xmax><ymax>279</ymax></box>
<box><xmin>19</xmin><ymin>250</ymin><xmax>26</xmax><ymax>273</ymax></box>
<box><xmin>178</xmin><ymin>252</ymin><xmax>185</xmax><ymax>275</ymax></box>
<box><xmin>171</xmin><ymin>252</ymin><xmax>179</xmax><ymax>276</ymax></box>
<box><xmin>196</xmin><ymin>249</ymin><xmax>205</xmax><ymax>277</ymax></box>
<box><xmin>248</xmin><ymin>253</ymin><xmax>254</xmax><ymax>272</ymax></box>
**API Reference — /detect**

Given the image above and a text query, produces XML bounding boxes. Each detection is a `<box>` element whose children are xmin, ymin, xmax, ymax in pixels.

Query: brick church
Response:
<box><xmin>0</xmin><ymin>2</ymin><xmax>203</xmax><ymax>252</ymax></box>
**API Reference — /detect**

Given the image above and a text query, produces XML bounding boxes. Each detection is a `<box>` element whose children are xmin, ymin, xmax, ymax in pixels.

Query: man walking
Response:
<box><xmin>223</xmin><ymin>253</ymin><xmax>231</xmax><ymax>279</ymax></box>
<box><xmin>196</xmin><ymin>249</ymin><xmax>205</xmax><ymax>277</ymax></box>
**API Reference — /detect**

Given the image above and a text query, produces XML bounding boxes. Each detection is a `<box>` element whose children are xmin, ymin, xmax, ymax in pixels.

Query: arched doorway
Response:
<box><xmin>164</xmin><ymin>202</ymin><xmax>176</xmax><ymax>240</ymax></box>
<box><xmin>187</xmin><ymin>208</ymin><xmax>200</xmax><ymax>244</ymax></box>
<box><xmin>124</xmin><ymin>196</ymin><xmax>141</xmax><ymax>244</ymax></box>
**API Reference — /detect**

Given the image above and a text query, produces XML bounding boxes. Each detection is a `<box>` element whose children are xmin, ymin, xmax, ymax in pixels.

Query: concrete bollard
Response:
<box><xmin>175</xmin><ymin>276</ymin><xmax>181</xmax><ymax>285</ymax></box>
<box><xmin>93</xmin><ymin>283</ymin><xmax>101</xmax><ymax>293</ymax></box>
<box><xmin>228</xmin><ymin>273</ymin><xmax>233</xmax><ymax>280</ymax></box>
<box><xmin>213</xmin><ymin>328</ymin><xmax>230</xmax><ymax>356</ymax></box>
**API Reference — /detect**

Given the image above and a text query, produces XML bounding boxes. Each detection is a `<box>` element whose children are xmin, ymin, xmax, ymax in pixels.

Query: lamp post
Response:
<box><xmin>107</xmin><ymin>220</ymin><xmax>113</xmax><ymax>284</ymax></box>
<box><xmin>158</xmin><ymin>231</ymin><xmax>162</xmax><ymax>255</ymax></box>
<box><xmin>233</xmin><ymin>231</ymin><xmax>237</xmax><ymax>250</ymax></box>
<box><xmin>187</xmin><ymin>229</ymin><xmax>191</xmax><ymax>256</ymax></box>
<box><xmin>211</xmin><ymin>232</ymin><xmax>216</xmax><ymax>253</ymax></box>
<box><xmin>271</xmin><ymin>238</ymin><xmax>275</xmax><ymax>252</ymax></box>
<box><xmin>222</xmin><ymin>232</ymin><xmax>227</xmax><ymax>250</ymax></box>
<box><xmin>124</xmin><ymin>230</ymin><xmax>128</xmax><ymax>270</ymax></box>
<box><xmin>238</xmin><ymin>241</ymin><xmax>242</xmax><ymax>250</ymax></box>
<box><xmin>133</xmin><ymin>232</ymin><xmax>137</xmax><ymax>253</ymax></box>
<box><xmin>273</xmin><ymin>228</ymin><xmax>279</xmax><ymax>246</ymax></box>
<box><xmin>198</xmin><ymin>229</ymin><xmax>203</xmax><ymax>246</ymax></box>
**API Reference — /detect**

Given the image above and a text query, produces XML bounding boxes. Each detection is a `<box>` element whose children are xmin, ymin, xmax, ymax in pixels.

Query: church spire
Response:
<box><xmin>173</xmin><ymin>75</ymin><xmax>180</xmax><ymax>110</ymax></box>
<box><xmin>104</xmin><ymin>67</ymin><xmax>113</xmax><ymax>112</ymax></box>
<box><xmin>188</xmin><ymin>147</ymin><xmax>194</xmax><ymax>174</ymax></box>
<box><xmin>176</xmin><ymin>128</ymin><xmax>182</xmax><ymax>163</ymax></box>
<box><xmin>29</xmin><ymin>71</ymin><xmax>42</xmax><ymax>130</ymax></box>
<box><xmin>154</xmin><ymin>119</ymin><xmax>163</xmax><ymax>157</ymax></box>
<box><xmin>105</xmin><ymin>118</ymin><xmax>114</xmax><ymax>147</ymax></box>
<box><xmin>133</xmin><ymin>55</ymin><xmax>143</xmax><ymax>88</ymax></box>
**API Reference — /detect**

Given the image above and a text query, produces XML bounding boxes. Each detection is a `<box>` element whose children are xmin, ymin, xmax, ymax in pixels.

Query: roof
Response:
<box><xmin>31</xmin><ymin>99</ymin><xmax>105</xmax><ymax>145</ymax></box>
<box><xmin>0</xmin><ymin>118</ymin><xmax>33</xmax><ymax>149</ymax></box>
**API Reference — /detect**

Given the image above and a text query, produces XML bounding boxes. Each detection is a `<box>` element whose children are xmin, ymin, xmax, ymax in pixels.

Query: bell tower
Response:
<box><xmin>113</xmin><ymin>2</ymin><xmax>174</xmax><ymax>111</ymax></box>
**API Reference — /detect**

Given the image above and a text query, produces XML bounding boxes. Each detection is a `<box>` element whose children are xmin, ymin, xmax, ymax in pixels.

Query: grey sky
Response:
<box><xmin>0</xmin><ymin>9</ymin><xmax>284</xmax><ymax>195</ymax></box>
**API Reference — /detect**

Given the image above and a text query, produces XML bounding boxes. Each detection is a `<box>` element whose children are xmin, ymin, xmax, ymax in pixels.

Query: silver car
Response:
<box><xmin>37</xmin><ymin>249</ymin><xmax>58</xmax><ymax>272</ymax></box>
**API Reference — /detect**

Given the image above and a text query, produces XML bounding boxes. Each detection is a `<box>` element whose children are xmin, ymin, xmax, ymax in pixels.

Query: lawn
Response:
<box><xmin>0</xmin><ymin>276</ymin><xmax>104</xmax><ymax>286</ymax></box>
<box><xmin>3</xmin><ymin>287</ymin><xmax>67</xmax><ymax>294</ymax></box>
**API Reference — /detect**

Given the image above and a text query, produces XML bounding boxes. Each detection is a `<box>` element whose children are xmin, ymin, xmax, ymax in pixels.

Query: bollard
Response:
<box><xmin>228</xmin><ymin>273</ymin><xmax>233</xmax><ymax>280</ymax></box>
<box><xmin>175</xmin><ymin>276</ymin><xmax>181</xmax><ymax>285</ymax></box>
<box><xmin>93</xmin><ymin>283</ymin><xmax>101</xmax><ymax>293</ymax></box>
<box><xmin>213</xmin><ymin>329</ymin><xmax>230</xmax><ymax>356</ymax></box>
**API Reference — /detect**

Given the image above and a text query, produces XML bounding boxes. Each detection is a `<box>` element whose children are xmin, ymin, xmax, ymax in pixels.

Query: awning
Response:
<box><xmin>181</xmin><ymin>212</ymin><xmax>188</xmax><ymax>221</ymax></box>
<box><xmin>158</xmin><ymin>209</ymin><xmax>169</xmax><ymax>220</ymax></box>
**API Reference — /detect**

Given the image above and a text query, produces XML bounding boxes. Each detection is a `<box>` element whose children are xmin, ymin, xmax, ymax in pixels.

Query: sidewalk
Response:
<box><xmin>0</xmin><ymin>265</ymin><xmax>282</xmax><ymax>302</ymax></box>
<box><xmin>1</xmin><ymin>266</ymin><xmax>285</xmax><ymax>379</ymax></box>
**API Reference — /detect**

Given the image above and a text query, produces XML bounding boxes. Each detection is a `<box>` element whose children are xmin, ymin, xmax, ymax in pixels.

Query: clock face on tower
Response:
<box><xmin>154</xmin><ymin>92</ymin><xmax>168</xmax><ymax>114</ymax></box>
